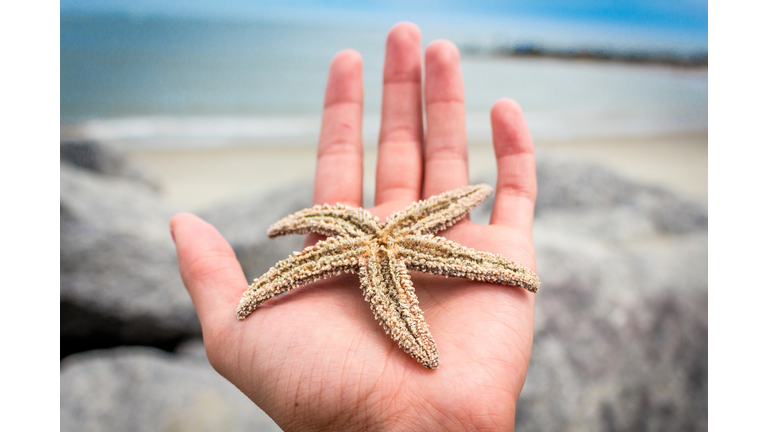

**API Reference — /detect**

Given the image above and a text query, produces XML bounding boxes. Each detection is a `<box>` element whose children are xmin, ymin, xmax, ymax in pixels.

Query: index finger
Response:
<box><xmin>313</xmin><ymin>50</ymin><xmax>365</xmax><ymax>207</ymax></box>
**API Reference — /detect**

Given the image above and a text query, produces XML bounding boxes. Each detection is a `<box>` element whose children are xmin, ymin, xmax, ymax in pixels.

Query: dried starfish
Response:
<box><xmin>236</xmin><ymin>184</ymin><xmax>540</xmax><ymax>369</ymax></box>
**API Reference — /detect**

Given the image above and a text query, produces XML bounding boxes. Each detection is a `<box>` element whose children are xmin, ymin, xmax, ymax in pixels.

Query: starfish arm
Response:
<box><xmin>236</xmin><ymin>237</ymin><xmax>368</xmax><ymax>319</ymax></box>
<box><xmin>396</xmin><ymin>234</ymin><xmax>541</xmax><ymax>293</ymax></box>
<box><xmin>385</xmin><ymin>184</ymin><xmax>493</xmax><ymax>236</ymax></box>
<box><xmin>358</xmin><ymin>244</ymin><xmax>440</xmax><ymax>370</ymax></box>
<box><xmin>268</xmin><ymin>204</ymin><xmax>381</xmax><ymax>239</ymax></box>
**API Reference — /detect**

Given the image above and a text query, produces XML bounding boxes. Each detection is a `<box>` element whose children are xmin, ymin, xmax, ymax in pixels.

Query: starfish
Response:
<box><xmin>236</xmin><ymin>184</ymin><xmax>540</xmax><ymax>369</ymax></box>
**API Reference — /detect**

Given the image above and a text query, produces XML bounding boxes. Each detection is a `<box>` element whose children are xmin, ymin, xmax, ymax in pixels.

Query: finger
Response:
<box><xmin>170</xmin><ymin>213</ymin><xmax>248</xmax><ymax>329</ymax></box>
<box><xmin>314</xmin><ymin>49</ymin><xmax>364</xmax><ymax>207</ymax></box>
<box><xmin>422</xmin><ymin>40</ymin><xmax>469</xmax><ymax>198</ymax></box>
<box><xmin>489</xmin><ymin>99</ymin><xmax>537</xmax><ymax>231</ymax></box>
<box><xmin>375</xmin><ymin>22</ymin><xmax>424</xmax><ymax>205</ymax></box>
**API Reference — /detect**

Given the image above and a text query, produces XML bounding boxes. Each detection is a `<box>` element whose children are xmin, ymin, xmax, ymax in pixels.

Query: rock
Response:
<box><xmin>60</xmin><ymin>143</ymin><xmax>312</xmax><ymax>358</ymax></box>
<box><xmin>60</xmin><ymin>146</ymin><xmax>707</xmax><ymax>430</ymax></box>
<box><xmin>505</xmin><ymin>158</ymin><xmax>708</xmax><ymax>432</ymax></box>
<box><xmin>198</xmin><ymin>182</ymin><xmax>313</xmax><ymax>282</ymax></box>
<box><xmin>515</xmin><ymin>228</ymin><xmax>707</xmax><ymax>431</ymax></box>
<box><xmin>60</xmin><ymin>140</ymin><xmax>159</xmax><ymax>189</ymax></box>
<box><xmin>533</xmin><ymin>157</ymin><xmax>707</xmax><ymax>234</ymax></box>
<box><xmin>60</xmin><ymin>345</ymin><xmax>281</xmax><ymax>432</ymax></box>
<box><xmin>198</xmin><ymin>157</ymin><xmax>707</xmax><ymax>430</ymax></box>
<box><xmin>61</xmin><ymin>159</ymin><xmax>199</xmax><ymax>358</ymax></box>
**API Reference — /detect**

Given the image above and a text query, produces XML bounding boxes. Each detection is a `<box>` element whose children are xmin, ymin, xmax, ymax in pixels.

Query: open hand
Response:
<box><xmin>171</xmin><ymin>22</ymin><xmax>538</xmax><ymax>431</ymax></box>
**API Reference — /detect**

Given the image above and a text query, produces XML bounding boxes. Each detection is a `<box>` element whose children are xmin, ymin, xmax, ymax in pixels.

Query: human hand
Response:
<box><xmin>171</xmin><ymin>22</ymin><xmax>538</xmax><ymax>431</ymax></box>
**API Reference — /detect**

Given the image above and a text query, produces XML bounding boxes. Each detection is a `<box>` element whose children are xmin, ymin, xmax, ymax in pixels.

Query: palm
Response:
<box><xmin>172</xmin><ymin>23</ymin><xmax>538</xmax><ymax>431</ymax></box>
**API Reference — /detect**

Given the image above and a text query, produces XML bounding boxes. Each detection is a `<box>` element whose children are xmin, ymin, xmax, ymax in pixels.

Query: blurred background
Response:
<box><xmin>60</xmin><ymin>0</ymin><xmax>707</xmax><ymax>208</ymax></box>
<box><xmin>60</xmin><ymin>1</ymin><xmax>707</xmax><ymax>431</ymax></box>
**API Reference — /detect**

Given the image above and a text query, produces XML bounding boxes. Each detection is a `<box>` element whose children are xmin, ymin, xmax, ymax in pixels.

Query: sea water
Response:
<box><xmin>60</xmin><ymin>11</ymin><xmax>707</xmax><ymax>149</ymax></box>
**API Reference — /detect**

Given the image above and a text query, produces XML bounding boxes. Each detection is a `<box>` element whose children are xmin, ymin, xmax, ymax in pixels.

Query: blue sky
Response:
<box><xmin>60</xmin><ymin>0</ymin><xmax>708</xmax><ymax>33</ymax></box>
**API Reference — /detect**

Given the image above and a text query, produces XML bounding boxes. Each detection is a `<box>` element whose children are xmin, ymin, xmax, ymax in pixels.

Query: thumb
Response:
<box><xmin>170</xmin><ymin>213</ymin><xmax>247</xmax><ymax>329</ymax></box>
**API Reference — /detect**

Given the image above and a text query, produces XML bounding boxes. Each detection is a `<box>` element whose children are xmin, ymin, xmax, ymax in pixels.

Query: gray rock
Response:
<box><xmin>60</xmin><ymin>140</ymin><xmax>159</xmax><ymax>189</ymax></box>
<box><xmin>61</xmin><ymin>161</ymin><xmax>200</xmax><ymax>356</ymax></box>
<box><xmin>198</xmin><ymin>182</ymin><xmax>312</xmax><ymax>282</ymax></box>
<box><xmin>197</xmin><ymin>157</ymin><xmax>707</xmax><ymax>430</ymax></box>
<box><xmin>60</xmin><ymin>147</ymin><xmax>707</xmax><ymax>430</ymax></box>
<box><xmin>60</xmin><ymin>144</ymin><xmax>312</xmax><ymax>357</ymax></box>
<box><xmin>514</xmin><ymin>226</ymin><xmax>707</xmax><ymax>431</ymax></box>
<box><xmin>505</xmin><ymin>158</ymin><xmax>708</xmax><ymax>432</ymax></box>
<box><xmin>472</xmin><ymin>157</ymin><xmax>707</xmax><ymax>238</ymax></box>
<box><xmin>533</xmin><ymin>157</ymin><xmax>707</xmax><ymax>234</ymax></box>
<box><xmin>60</xmin><ymin>346</ymin><xmax>281</xmax><ymax>432</ymax></box>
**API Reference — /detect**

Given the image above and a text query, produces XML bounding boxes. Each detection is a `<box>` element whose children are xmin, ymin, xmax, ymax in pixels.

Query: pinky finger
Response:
<box><xmin>489</xmin><ymin>99</ymin><xmax>537</xmax><ymax>232</ymax></box>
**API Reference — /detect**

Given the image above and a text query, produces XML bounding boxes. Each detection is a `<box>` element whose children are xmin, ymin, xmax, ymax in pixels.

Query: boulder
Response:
<box><xmin>61</xmin><ymin>159</ymin><xmax>199</xmax><ymax>357</ymax></box>
<box><xmin>515</xmin><ymin>226</ymin><xmax>707</xmax><ymax>431</ymax></box>
<box><xmin>60</xmin><ymin>146</ymin><xmax>707</xmax><ymax>430</ymax></box>
<box><xmin>198</xmin><ymin>182</ymin><xmax>312</xmax><ymax>283</ymax></box>
<box><xmin>199</xmin><ymin>157</ymin><xmax>708</xmax><ymax>431</ymax></box>
<box><xmin>60</xmin><ymin>344</ymin><xmax>281</xmax><ymax>432</ymax></box>
<box><xmin>533</xmin><ymin>157</ymin><xmax>707</xmax><ymax>234</ymax></box>
<box><xmin>60</xmin><ymin>140</ymin><xmax>159</xmax><ymax>189</ymax></box>
<box><xmin>60</xmin><ymin>142</ymin><xmax>313</xmax><ymax>357</ymax></box>
<box><xmin>512</xmin><ymin>158</ymin><xmax>707</xmax><ymax>432</ymax></box>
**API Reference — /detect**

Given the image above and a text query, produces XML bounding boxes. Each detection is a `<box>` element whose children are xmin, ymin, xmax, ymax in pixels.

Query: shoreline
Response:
<box><xmin>459</xmin><ymin>44</ymin><xmax>707</xmax><ymax>68</ymax></box>
<box><xmin>124</xmin><ymin>131</ymin><xmax>707</xmax><ymax>212</ymax></box>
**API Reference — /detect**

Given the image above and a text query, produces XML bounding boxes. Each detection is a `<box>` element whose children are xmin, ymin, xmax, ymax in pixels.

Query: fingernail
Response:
<box><xmin>170</xmin><ymin>229</ymin><xmax>176</xmax><ymax>243</ymax></box>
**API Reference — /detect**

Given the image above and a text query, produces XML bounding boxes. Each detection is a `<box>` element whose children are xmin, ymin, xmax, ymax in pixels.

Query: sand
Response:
<box><xmin>125</xmin><ymin>132</ymin><xmax>707</xmax><ymax>212</ymax></box>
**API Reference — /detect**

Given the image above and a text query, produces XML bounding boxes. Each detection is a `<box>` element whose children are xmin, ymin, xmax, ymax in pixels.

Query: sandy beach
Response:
<box><xmin>124</xmin><ymin>132</ymin><xmax>707</xmax><ymax>212</ymax></box>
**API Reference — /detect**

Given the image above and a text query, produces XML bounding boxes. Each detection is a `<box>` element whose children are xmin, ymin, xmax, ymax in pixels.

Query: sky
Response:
<box><xmin>60</xmin><ymin>0</ymin><xmax>708</xmax><ymax>124</ymax></box>
<box><xmin>60</xmin><ymin>0</ymin><xmax>708</xmax><ymax>35</ymax></box>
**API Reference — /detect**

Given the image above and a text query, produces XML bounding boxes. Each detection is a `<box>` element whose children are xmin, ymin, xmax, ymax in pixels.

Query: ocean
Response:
<box><xmin>60</xmin><ymin>10</ymin><xmax>707</xmax><ymax>149</ymax></box>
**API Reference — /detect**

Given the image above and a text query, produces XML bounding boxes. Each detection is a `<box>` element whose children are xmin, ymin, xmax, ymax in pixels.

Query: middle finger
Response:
<box><xmin>375</xmin><ymin>22</ymin><xmax>424</xmax><ymax>206</ymax></box>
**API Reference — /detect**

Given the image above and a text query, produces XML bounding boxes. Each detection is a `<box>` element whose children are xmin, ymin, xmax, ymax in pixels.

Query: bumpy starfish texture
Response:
<box><xmin>236</xmin><ymin>184</ymin><xmax>540</xmax><ymax>370</ymax></box>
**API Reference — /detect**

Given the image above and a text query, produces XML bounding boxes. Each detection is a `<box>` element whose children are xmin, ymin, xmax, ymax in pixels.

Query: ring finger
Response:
<box><xmin>422</xmin><ymin>40</ymin><xmax>469</xmax><ymax>198</ymax></box>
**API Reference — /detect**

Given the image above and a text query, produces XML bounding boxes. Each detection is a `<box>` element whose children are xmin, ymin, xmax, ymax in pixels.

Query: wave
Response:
<box><xmin>62</xmin><ymin>110</ymin><xmax>707</xmax><ymax>150</ymax></box>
